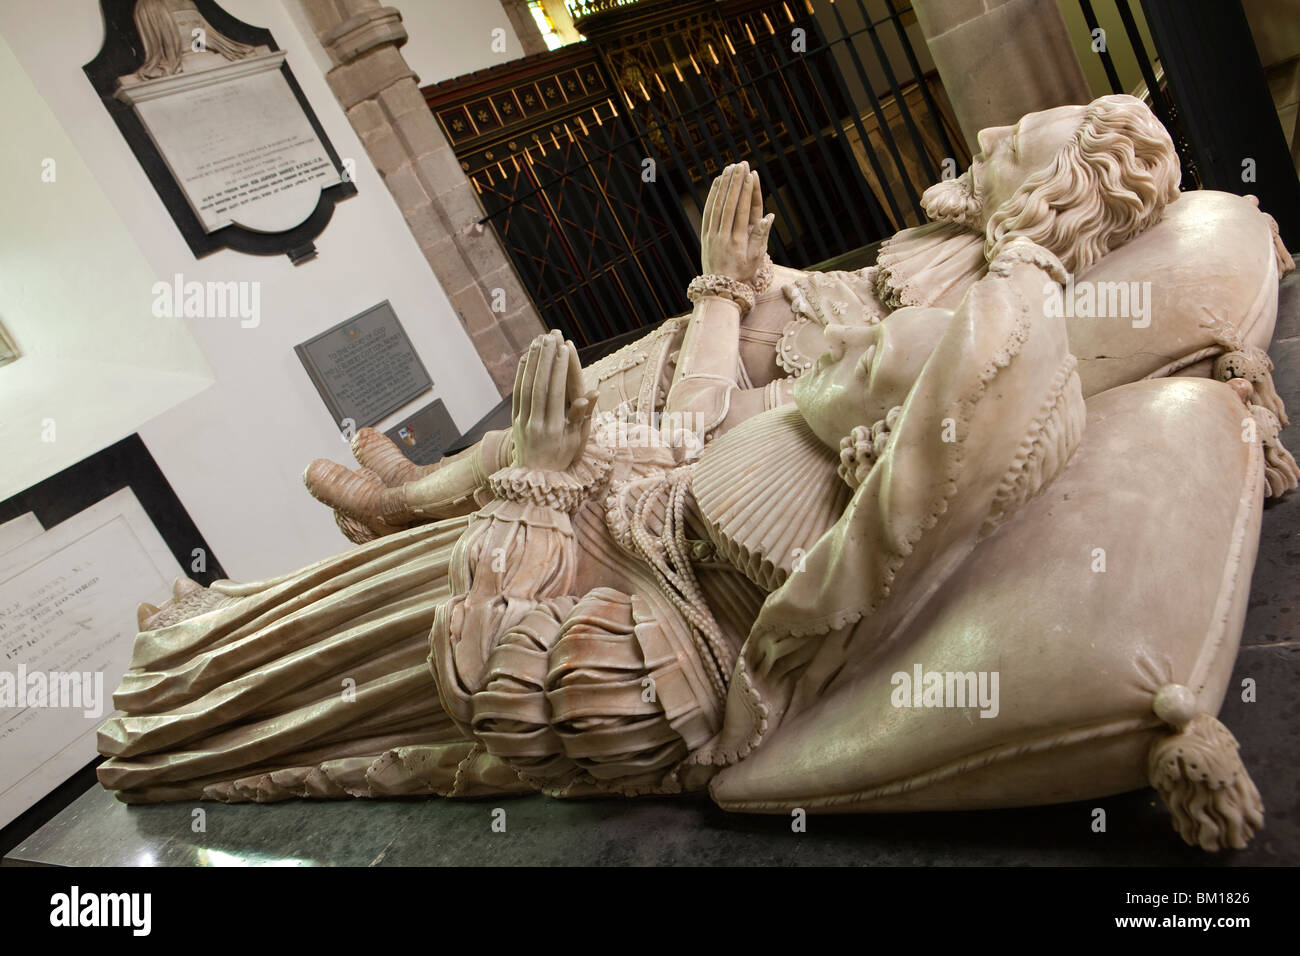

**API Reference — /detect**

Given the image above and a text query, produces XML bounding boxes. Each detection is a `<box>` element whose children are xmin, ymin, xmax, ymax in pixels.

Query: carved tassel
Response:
<box><xmin>1214</xmin><ymin>348</ymin><xmax>1288</xmax><ymax>426</ymax></box>
<box><xmin>1263</xmin><ymin>436</ymin><xmax>1300</xmax><ymax>499</ymax></box>
<box><xmin>1147</xmin><ymin>684</ymin><xmax>1263</xmax><ymax>852</ymax></box>
<box><xmin>1249</xmin><ymin>405</ymin><xmax>1299</xmax><ymax>498</ymax></box>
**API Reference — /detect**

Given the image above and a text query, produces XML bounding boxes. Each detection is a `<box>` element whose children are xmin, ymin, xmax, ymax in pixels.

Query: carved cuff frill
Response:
<box><xmin>688</xmin><ymin>273</ymin><xmax>756</xmax><ymax>314</ymax></box>
<box><xmin>687</xmin><ymin>257</ymin><xmax>773</xmax><ymax>314</ymax></box>
<box><xmin>987</xmin><ymin>238</ymin><xmax>1068</xmax><ymax>284</ymax></box>
<box><xmin>489</xmin><ymin>444</ymin><xmax>616</xmax><ymax>513</ymax></box>
<box><xmin>837</xmin><ymin>405</ymin><xmax>902</xmax><ymax>489</ymax></box>
<box><xmin>763</xmin><ymin>376</ymin><xmax>797</xmax><ymax>411</ymax></box>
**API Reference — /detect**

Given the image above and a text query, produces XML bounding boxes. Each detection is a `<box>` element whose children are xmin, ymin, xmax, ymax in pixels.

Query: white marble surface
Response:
<box><xmin>118</xmin><ymin>51</ymin><xmax>341</xmax><ymax>234</ymax></box>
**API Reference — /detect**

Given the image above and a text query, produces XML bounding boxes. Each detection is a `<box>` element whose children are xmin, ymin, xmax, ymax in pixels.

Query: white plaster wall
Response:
<box><xmin>0</xmin><ymin>32</ymin><xmax>213</xmax><ymax>500</ymax></box>
<box><xmin>0</xmin><ymin>0</ymin><xmax>502</xmax><ymax>580</ymax></box>
<box><xmin>392</xmin><ymin>0</ymin><xmax>525</xmax><ymax>87</ymax></box>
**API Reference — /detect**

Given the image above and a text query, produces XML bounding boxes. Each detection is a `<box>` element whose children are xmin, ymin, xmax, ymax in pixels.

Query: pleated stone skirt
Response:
<box><xmin>97</xmin><ymin>517</ymin><xmax>529</xmax><ymax>803</ymax></box>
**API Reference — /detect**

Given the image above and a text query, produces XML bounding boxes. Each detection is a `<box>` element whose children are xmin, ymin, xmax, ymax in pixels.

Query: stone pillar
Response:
<box><xmin>299</xmin><ymin>0</ymin><xmax>546</xmax><ymax>394</ymax></box>
<box><xmin>499</xmin><ymin>0</ymin><xmax>551</xmax><ymax>56</ymax></box>
<box><xmin>913</xmin><ymin>0</ymin><xmax>1092</xmax><ymax>153</ymax></box>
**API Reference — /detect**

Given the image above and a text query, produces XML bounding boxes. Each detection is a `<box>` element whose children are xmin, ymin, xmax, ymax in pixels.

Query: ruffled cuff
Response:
<box><xmin>987</xmin><ymin>237</ymin><xmax>1067</xmax><ymax>283</ymax></box>
<box><xmin>838</xmin><ymin>405</ymin><xmax>902</xmax><ymax>489</ymax></box>
<box><xmin>685</xmin><ymin>255</ymin><xmax>776</xmax><ymax>315</ymax></box>
<box><xmin>687</xmin><ymin>273</ymin><xmax>756</xmax><ymax>313</ymax></box>
<box><xmin>489</xmin><ymin>443</ymin><xmax>615</xmax><ymax>513</ymax></box>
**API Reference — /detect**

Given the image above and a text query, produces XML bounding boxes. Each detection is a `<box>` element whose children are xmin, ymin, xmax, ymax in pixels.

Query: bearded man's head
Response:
<box><xmin>920</xmin><ymin>94</ymin><xmax>1182</xmax><ymax>275</ymax></box>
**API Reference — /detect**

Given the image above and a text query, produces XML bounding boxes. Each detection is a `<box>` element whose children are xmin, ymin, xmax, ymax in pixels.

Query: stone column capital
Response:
<box><xmin>319</xmin><ymin>5</ymin><xmax>408</xmax><ymax>67</ymax></box>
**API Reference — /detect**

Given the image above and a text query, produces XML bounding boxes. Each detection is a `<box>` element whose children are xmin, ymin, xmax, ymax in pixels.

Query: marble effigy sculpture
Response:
<box><xmin>98</xmin><ymin>95</ymin><xmax>1297</xmax><ymax>852</ymax></box>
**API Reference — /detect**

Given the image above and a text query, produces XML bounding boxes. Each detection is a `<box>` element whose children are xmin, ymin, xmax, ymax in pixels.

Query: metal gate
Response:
<box><xmin>1072</xmin><ymin>0</ymin><xmax>1300</xmax><ymax>247</ymax></box>
<box><xmin>424</xmin><ymin>0</ymin><xmax>967</xmax><ymax>348</ymax></box>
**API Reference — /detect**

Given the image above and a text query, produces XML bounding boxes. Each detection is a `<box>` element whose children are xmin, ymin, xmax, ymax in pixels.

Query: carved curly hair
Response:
<box><xmin>985</xmin><ymin>94</ymin><xmax>1182</xmax><ymax>275</ymax></box>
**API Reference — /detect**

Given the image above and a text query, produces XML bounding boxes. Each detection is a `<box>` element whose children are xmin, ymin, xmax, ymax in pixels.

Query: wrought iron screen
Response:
<box><xmin>424</xmin><ymin>0</ymin><xmax>967</xmax><ymax>347</ymax></box>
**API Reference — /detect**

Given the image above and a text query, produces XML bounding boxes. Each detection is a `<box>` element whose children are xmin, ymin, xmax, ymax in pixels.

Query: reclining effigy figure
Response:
<box><xmin>98</xmin><ymin>95</ymin><xmax>1295</xmax><ymax>853</ymax></box>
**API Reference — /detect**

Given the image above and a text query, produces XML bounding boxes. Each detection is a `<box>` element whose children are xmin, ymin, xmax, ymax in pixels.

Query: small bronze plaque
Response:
<box><xmin>295</xmin><ymin>301</ymin><xmax>432</xmax><ymax>430</ymax></box>
<box><xmin>384</xmin><ymin>399</ymin><xmax>461</xmax><ymax>467</ymax></box>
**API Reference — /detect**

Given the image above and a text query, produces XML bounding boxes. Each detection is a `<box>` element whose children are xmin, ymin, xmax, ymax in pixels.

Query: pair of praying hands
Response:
<box><xmin>699</xmin><ymin>160</ymin><xmax>775</xmax><ymax>285</ymax></box>
<box><xmin>303</xmin><ymin>331</ymin><xmax>597</xmax><ymax>542</ymax></box>
<box><xmin>509</xmin><ymin>329</ymin><xmax>597</xmax><ymax>474</ymax></box>
<box><xmin>304</xmin><ymin>161</ymin><xmax>771</xmax><ymax>539</ymax></box>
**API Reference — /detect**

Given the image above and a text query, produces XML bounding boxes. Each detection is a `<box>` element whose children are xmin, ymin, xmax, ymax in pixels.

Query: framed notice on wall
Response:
<box><xmin>0</xmin><ymin>436</ymin><xmax>225</xmax><ymax>831</ymax></box>
<box><xmin>295</xmin><ymin>301</ymin><xmax>434</xmax><ymax>431</ymax></box>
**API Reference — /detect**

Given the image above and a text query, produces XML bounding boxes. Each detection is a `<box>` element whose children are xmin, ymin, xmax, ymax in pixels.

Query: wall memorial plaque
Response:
<box><xmin>118</xmin><ymin>50</ymin><xmax>341</xmax><ymax>235</ymax></box>
<box><xmin>84</xmin><ymin>0</ymin><xmax>356</xmax><ymax>263</ymax></box>
<box><xmin>295</xmin><ymin>301</ymin><xmax>434</xmax><ymax>431</ymax></box>
<box><xmin>0</xmin><ymin>489</ymin><xmax>182</xmax><ymax>830</ymax></box>
<box><xmin>0</xmin><ymin>435</ymin><xmax>224</xmax><ymax>830</ymax></box>
<box><xmin>384</xmin><ymin>399</ymin><xmax>461</xmax><ymax>467</ymax></box>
